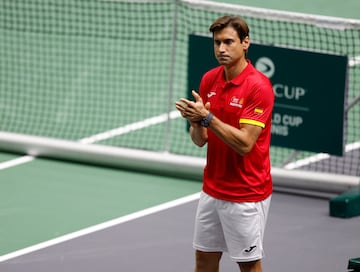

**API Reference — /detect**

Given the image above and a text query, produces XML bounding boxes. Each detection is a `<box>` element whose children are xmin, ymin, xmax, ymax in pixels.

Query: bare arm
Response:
<box><xmin>175</xmin><ymin>93</ymin><xmax>208</xmax><ymax>147</ymax></box>
<box><xmin>176</xmin><ymin>90</ymin><xmax>262</xmax><ymax>155</ymax></box>
<box><xmin>189</xmin><ymin>122</ymin><xmax>208</xmax><ymax>147</ymax></box>
<box><xmin>208</xmin><ymin>115</ymin><xmax>262</xmax><ymax>155</ymax></box>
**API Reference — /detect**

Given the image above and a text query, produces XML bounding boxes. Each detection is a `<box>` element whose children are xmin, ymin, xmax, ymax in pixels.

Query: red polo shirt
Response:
<box><xmin>199</xmin><ymin>61</ymin><xmax>274</xmax><ymax>202</ymax></box>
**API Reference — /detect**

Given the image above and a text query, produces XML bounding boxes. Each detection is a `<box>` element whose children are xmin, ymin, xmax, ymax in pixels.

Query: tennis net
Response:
<box><xmin>0</xmin><ymin>0</ymin><xmax>359</xmax><ymax>178</ymax></box>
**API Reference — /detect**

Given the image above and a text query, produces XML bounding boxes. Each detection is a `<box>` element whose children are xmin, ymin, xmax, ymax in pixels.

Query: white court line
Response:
<box><xmin>0</xmin><ymin>192</ymin><xmax>200</xmax><ymax>262</ymax></box>
<box><xmin>0</xmin><ymin>110</ymin><xmax>181</xmax><ymax>170</ymax></box>
<box><xmin>284</xmin><ymin>141</ymin><xmax>360</xmax><ymax>169</ymax></box>
<box><xmin>79</xmin><ymin>110</ymin><xmax>180</xmax><ymax>144</ymax></box>
<box><xmin>0</xmin><ymin>155</ymin><xmax>35</xmax><ymax>170</ymax></box>
<box><xmin>0</xmin><ymin>109</ymin><xmax>190</xmax><ymax>262</ymax></box>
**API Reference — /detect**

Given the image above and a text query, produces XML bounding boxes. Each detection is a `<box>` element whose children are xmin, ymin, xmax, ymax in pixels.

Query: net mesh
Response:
<box><xmin>0</xmin><ymin>0</ymin><xmax>359</xmax><ymax>176</ymax></box>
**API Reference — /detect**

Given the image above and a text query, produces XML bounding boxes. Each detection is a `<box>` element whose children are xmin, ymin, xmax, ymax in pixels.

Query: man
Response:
<box><xmin>175</xmin><ymin>15</ymin><xmax>274</xmax><ymax>272</ymax></box>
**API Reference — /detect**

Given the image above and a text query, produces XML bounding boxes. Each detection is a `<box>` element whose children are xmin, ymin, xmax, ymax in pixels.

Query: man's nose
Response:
<box><xmin>219</xmin><ymin>43</ymin><xmax>226</xmax><ymax>52</ymax></box>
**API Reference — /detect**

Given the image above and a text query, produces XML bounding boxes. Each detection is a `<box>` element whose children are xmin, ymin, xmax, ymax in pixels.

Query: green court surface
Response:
<box><xmin>0</xmin><ymin>155</ymin><xmax>201</xmax><ymax>256</ymax></box>
<box><xmin>0</xmin><ymin>153</ymin><xmax>20</xmax><ymax>163</ymax></box>
<box><xmin>0</xmin><ymin>0</ymin><xmax>359</xmax><ymax>265</ymax></box>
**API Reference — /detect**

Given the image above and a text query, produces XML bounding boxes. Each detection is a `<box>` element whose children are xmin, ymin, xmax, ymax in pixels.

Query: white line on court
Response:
<box><xmin>0</xmin><ymin>110</ymin><xmax>181</xmax><ymax>170</ymax></box>
<box><xmin>0</xmin><ymin>109</ymin><xmax>191</xmax><ymax>262</ymax></box>
<box><xmin>0</xmin><ymin>155</ymin><xmax>35</xmax><ymax>170</ymax></box>
<box><xmin>284</xmin><ymin>141</ymin><xmax>360</xmax><ymax>169</ymax></box>
<box><xmin>0</xmin><ymin>192</ymin><xmax>200</xmax><ymax>262</ymax></box>
<box><xmin>79</xmin><ymin>110</ymin><xmax>180</xmax><ymax>144</ymax></box>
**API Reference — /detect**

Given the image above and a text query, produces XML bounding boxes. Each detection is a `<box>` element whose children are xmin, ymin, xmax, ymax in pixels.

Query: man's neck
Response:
<box><xmin>224</xmin><ymin>59</ymin><xmax>248</xmax><ymax>82</ymax></box>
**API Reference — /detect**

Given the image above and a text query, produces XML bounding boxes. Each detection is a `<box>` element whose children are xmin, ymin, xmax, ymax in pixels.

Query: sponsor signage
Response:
<box><xmin>187</xmin><ymin>34</ymin><xmax>348</xmax><ymax>155</ymax></box>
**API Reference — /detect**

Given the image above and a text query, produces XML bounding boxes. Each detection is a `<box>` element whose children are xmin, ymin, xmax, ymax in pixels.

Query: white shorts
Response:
<box><xmin>193</xmin><ymin>191</ymin><xmax>271</xmax><ymax>262</ymax></box>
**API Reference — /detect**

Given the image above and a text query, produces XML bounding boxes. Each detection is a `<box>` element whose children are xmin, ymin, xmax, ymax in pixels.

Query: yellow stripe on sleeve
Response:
<box><xmin>239</xmin><ymin>118</ymin><xmax>265</xmax><ymax>128</ymax></box>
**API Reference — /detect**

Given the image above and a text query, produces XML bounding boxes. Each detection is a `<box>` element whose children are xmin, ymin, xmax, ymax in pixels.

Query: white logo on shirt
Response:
<box><xmin>207</xmin><ymin>91</ymin><xmax>216</xmax><ymax>98</ymax></box>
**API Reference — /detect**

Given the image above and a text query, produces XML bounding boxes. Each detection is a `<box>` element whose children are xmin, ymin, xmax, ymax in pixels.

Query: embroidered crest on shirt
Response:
<box><xmin>229</xmin><ymin>96</ymin><xmax>243</xmax><ymax>108</ymax></box>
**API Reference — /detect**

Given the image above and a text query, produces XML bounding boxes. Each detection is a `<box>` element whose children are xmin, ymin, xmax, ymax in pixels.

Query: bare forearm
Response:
<box><xmin>208</xmin><ymin>115</ymin><xmax>260</xmax><ymax>155</ymax></box>
<box><xmin>190</xmin><ymin>122</ymin><xmax>208</xmax><ymax>147</ymax></box>
<box><xmin>174</xmin><ymin>90</ymin><xmax>260</xmax><ymax>151</ymax></box>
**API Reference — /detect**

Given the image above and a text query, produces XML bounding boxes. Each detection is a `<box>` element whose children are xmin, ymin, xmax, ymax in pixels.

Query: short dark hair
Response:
<box><xmin>209</xmin><ymin>15</ymin><xmax>249</xmax><ymax>42</ymax></box>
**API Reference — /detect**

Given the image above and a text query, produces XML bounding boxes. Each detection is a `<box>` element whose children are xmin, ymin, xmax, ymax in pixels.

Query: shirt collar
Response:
<box><xmin>227</xmin><ymin>60</ymin><xmax>253</xmax><ymax>86</ymax></box>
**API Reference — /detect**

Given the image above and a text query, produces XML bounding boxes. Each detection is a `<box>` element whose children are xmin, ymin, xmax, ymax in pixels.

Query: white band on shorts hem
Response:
<box><xmin>193</xmin><ymin>244</ymin><xmax>227</xmax><ymax>253</ymax></box>
<box><xmin>230</xmin><ymin>254</ymin><xmax>263</xmax><ymax>263</ymax></box>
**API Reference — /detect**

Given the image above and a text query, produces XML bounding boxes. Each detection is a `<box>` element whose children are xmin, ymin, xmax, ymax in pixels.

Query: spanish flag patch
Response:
<box><xmin>254</xmin><ymin>108</ymin><xmax>264</xmax><ymax>114</ymax></box>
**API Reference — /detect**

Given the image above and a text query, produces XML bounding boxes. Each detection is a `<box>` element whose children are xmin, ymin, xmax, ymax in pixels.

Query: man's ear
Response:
<box><xmin>243</xmin><ymin>36</ymin><xmax>250</xmax><ymax>50</ymax></box>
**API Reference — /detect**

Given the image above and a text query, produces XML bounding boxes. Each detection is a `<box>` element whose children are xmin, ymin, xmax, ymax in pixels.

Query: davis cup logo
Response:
<box><xmin>255</xmin><ymin>57</ymin><xmax>275</xmax><ymax>78</ymax></box>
